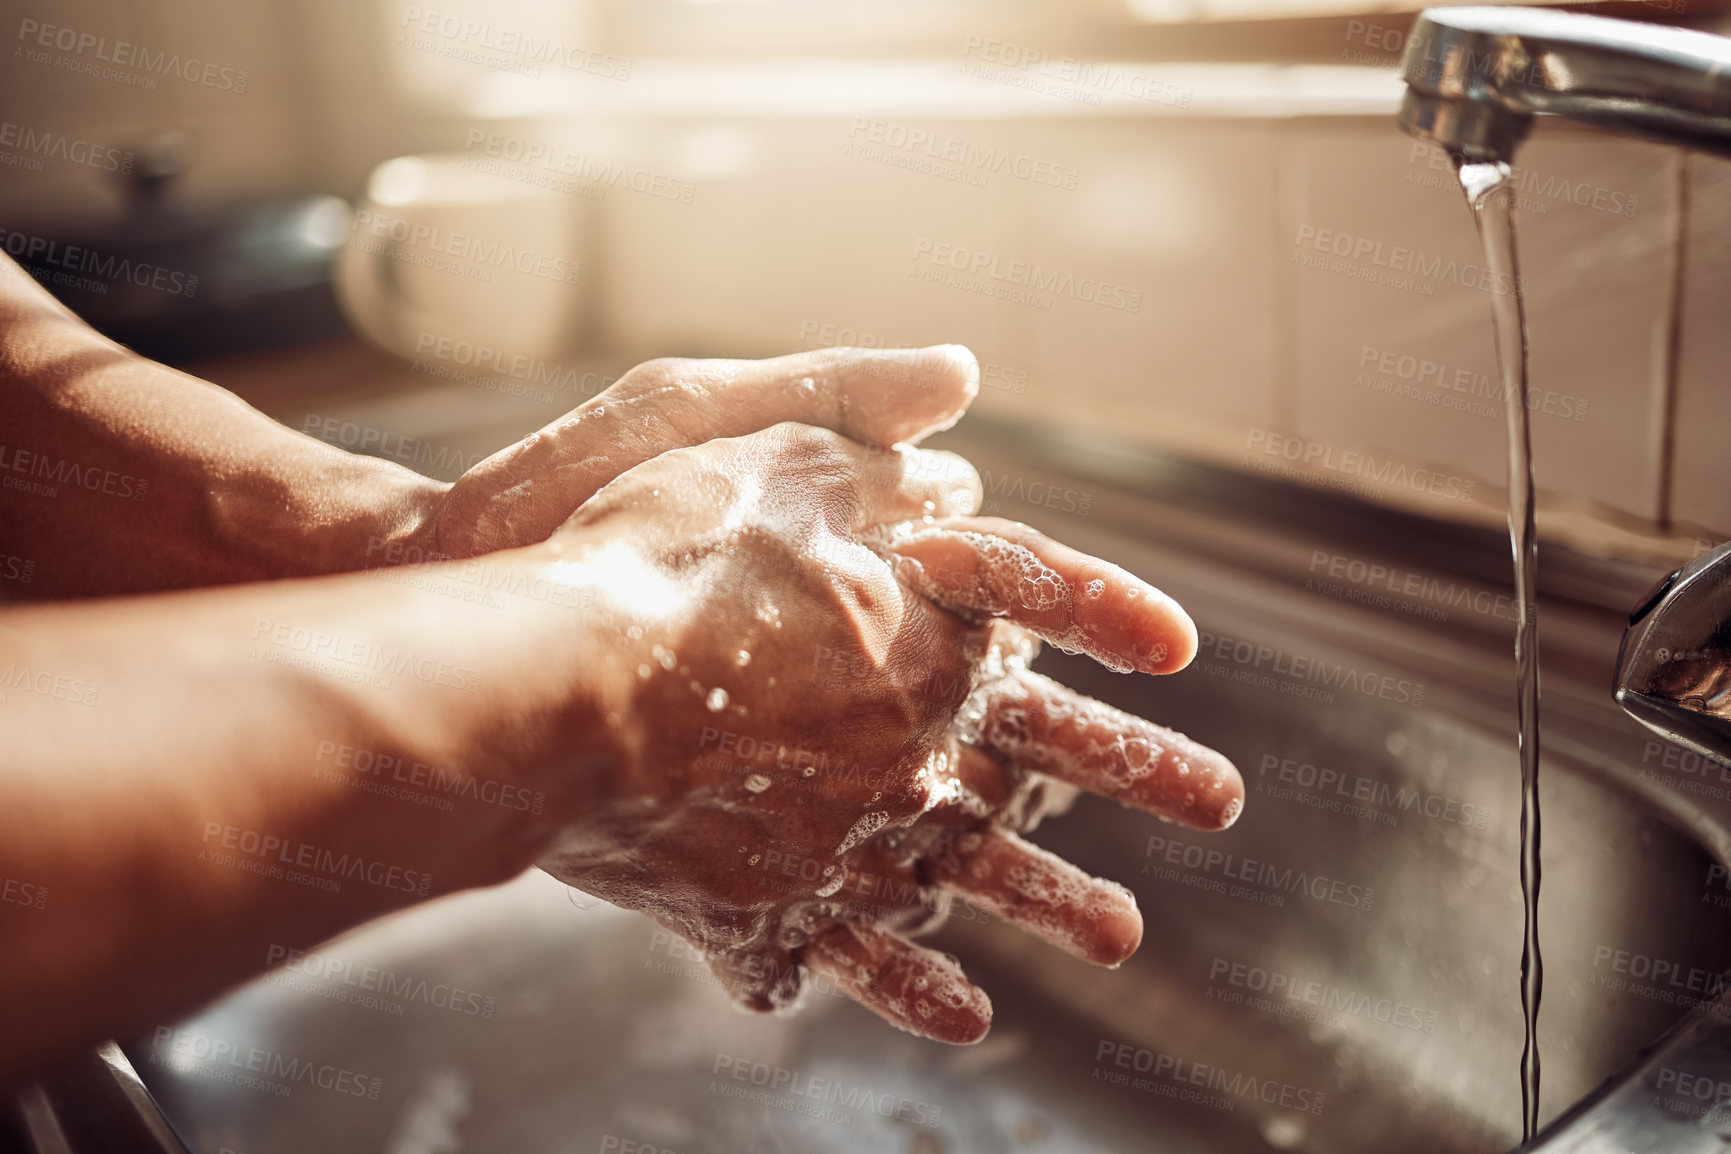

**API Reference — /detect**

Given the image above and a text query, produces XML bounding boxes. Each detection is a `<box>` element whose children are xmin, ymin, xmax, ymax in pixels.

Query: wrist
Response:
<box><xmin>211</xmin><ymin>447</ymin><xmax>452</xmax><ymax>580</ymax></box>
<box><xmin>492</xmin><ymin>538</ymin><xmax>638</xmax><ymax>825</ymax></box>
<box><xmin>355</xmin><ymin>538</ymin><xmax>631</xmax><ymax>858</ymax></box>
<box><xmin>335</xmin><ymin>464</ymin><xmax>452</xmax><ymax>574</ymax></box>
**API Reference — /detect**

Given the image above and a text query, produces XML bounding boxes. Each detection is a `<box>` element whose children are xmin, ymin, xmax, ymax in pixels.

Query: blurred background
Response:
<box><xmin>17</xmin><ymin>5</ymin><xmax>1731</xmax><ymax>1153</ymax></box>
<box><xmin>5</xmin><ymin>0</ymin><xmax>1729</xmax><ymax>558</ymax></box>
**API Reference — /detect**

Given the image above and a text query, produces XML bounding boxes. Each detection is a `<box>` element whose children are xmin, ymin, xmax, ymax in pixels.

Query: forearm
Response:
<box><xmin>0</xmin><ymin>255</ymin><xmax>447</xmax><ymax>599</ymax></box>
<box><xmin>0</xmin><ymin>557</ymin><xmax>616</xmax><ymax>1088</ymax></box>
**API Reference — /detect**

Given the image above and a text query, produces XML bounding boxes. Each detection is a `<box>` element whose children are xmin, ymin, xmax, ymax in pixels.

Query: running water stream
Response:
<box><xmin>1457</xmin><ymin>159</ymin><xmax>1544</xmax><ymax>1145</ymax></box>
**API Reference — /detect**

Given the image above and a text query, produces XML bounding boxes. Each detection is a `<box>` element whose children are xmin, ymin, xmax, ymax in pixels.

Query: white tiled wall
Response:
<box><xmin>588</xmin><ymin>112</ymin><xmax>1714</xmax><ymax>539</ymax></box>
<box><xmin>594</xmin><ymin>118</ymin><xmax>1027</xmax><ymax>364</ymax></box>
<box><xmin>1671</xmin><ymin>153</ymin><xmax>1731</xmax><ymax>537</ymax></box>
<box><xmin>1016</xmin><ymin>119</ymin><xmax>1281</xmax><ymax>446</ymax></box>
<box><xmin>594</xmin><ymin>117</ymin><xmax>1281</xmax><ymax>449</ymax></box>
<box><xmin>1282</xmin><ymin>124</ymin><xmax>1678</xmax><ymax>524</ymax></box>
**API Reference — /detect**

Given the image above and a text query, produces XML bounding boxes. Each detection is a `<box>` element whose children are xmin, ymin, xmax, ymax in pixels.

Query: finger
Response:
<box><xmin>986</xmin><ymin>619</ymin><xmax>1042</xmax><ymax>668</ymax></box>
<box><xmin>972</xmin><ymin>668</ymin><xmax>1244</xmax><ymax>831</ymax></box>
<box><xmin>804</xmin><ymin>922</ymin><xmax>992</xmax><ymax>1045</ymax></box>
<box><xmin>893</xmin><ymin>447</ymin><xmax>983</xmax><ymax>519</ymax></box>
<box><xmin>666</xmin><ymin>344</ymin><xmax>980</xmax><ymax>447</ymax></box>
<box><xmin>438</xmin><ymin>346</ymin><xmax>980</xmax><ymax>554</ymax></box>
<box><xmin>928</xmin><ymin>828</ymin><xmax>1142</xmax><ymax>967</ymax></box>
<box><xmin>856</xmin><ymin>446</ymin><xmax>982</xmax><ymax>527</ymax></box>
<box><xmin>871</xmin><ymin>516</ymin><xmax>1197</xmax><ymax>675</ymax></box>
<box><xmin>919</xmin><ymin>742</ymin><xmax>1075</xmax><ymax>832</ymax></box>
<box><xmin>757</xmin><ymin>429</ymin><xmax>981</xmax><ymax>531</ymax></box>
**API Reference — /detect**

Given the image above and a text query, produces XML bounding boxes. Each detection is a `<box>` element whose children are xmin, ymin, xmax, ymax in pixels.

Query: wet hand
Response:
<box><xmin>528</xmin><ymin>423</ymin><xmax>1242</xmax><ymax>1045</ymax></box>
<box><xmin>420</xmin><ymin>346</ymin><xmax>981</xmax><ymax>559</ymax></box>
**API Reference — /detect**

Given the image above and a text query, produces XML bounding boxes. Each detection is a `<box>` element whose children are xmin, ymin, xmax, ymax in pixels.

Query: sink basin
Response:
<box><xmin>129</xmin><ymin>422</ymin><xmax>1731</xmax><ymax>1154</ymax></box>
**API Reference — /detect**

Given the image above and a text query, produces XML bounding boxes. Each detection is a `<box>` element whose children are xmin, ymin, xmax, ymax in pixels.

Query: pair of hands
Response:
<box><xmin>392</xmin><ymin>346</ymin><xmax>1243</xmax><ymax>1044</ymax></box>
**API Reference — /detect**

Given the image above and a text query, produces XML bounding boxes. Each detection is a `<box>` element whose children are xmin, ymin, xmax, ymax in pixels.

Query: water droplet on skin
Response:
<box><xmin>735</xmin><ymin>650</ymin><xmax>752</xmax><ymax>667</ymax></box>
<box><xmin>653</xmin><ymin>645</ymin><xmax>677</xmax><ymax>671</ymax></box>
<box><xmin>626</xmin><ymin>625</ymin><xmax>642</xmax><ymax>640</ymax></box>
<box><xmin>707</xmin><ymin>687</ymin><xmax>730</xmax><ymax>712</ymax></box>
<box><xmin>798</xmin><ymin>376</ymin><xmax>816</xmax><ymax>395</ymax></box>
<box><xmin>637</xmin><ymin>664</ymin><xmax>652</xmax><ymax>680</ymax></box>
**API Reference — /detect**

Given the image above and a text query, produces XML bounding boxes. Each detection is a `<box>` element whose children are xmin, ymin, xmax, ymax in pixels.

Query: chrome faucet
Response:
<box><xmin>1617</xmin><ymin>542</ymin><xmax>1731</xmax><ymax>766</ymax></box>
<box><xmin>1398</xmin><ymin>5</ymin><xmax>1731</xmax><ymax>165</ymax></box>
<box><xmin>1398</xmin><ymin>7</ymin><xmax>1731</xmax><ymax>766</ymax></box>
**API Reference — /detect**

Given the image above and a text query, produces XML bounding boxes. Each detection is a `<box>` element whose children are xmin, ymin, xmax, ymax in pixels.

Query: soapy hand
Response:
<box><xmin>530</xmin><ymin>422</ymin><xmax>1243</xmax><ymax>1045</ymax></box>
<box><xmin>419</xmin><ymin>345</ymin><xmax>984</xmax><ymax>560</ymax></box>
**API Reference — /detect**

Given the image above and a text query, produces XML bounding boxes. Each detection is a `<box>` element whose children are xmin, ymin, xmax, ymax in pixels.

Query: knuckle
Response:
<box><xmin>622</xmin><ymin>356</ymin><xmax>692</xmax><ymax>392</ymax></box>
<box><xmin>773</xmin><ymin>423</ymin><xmax>856</xmax><ymax>486</ymax></box>
<box><xmin>776</xmin><ymin>420</ymin><xmax>843</xmax><ymax>453</ymax></box>
<box><xmin>881</xmin><ymin>763</ymin><xmax>937</xmax><ymax>822</ymax></box>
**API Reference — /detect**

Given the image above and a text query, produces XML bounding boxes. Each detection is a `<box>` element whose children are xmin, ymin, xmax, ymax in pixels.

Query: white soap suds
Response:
<box><xmin>836</xmin><ymin>811</ymin><xmax>891</xmax><ymax>854</ymax></box>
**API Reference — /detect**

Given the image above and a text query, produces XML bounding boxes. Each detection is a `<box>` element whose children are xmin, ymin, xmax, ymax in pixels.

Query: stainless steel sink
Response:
<box><xmin>126</xmin><ymin>417</ymin><xmax>1731</xmax><ymax>1154</ymax></box>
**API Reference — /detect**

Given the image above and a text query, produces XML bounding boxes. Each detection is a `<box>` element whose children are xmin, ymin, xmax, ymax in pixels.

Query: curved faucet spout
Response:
<box><xmin>1399</xmin><ymin>6</ymin><xmax>1731</xmax><ymax>164</ymax></box>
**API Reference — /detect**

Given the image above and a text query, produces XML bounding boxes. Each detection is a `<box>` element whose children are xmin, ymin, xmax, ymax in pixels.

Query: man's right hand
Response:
<box><xmin>495</xmin><ymin>421</ymin><xmax>1243</xmax><ymax>1045</ymax></box>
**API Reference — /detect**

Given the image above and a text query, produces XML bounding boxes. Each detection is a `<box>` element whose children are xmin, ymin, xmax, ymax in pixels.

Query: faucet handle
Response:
<box><xmin>1616</xmin><ymin>541</ymin><xmax>1731</xmax><ymax>765</ymax></box>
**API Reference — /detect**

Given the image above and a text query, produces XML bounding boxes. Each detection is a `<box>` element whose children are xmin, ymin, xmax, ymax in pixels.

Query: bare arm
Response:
<box><xmin>0</xmin><ymin>254</ymin><xmax>445</xmax><ymax>598</ymax></box>
<box><xmin>0</xmin><ymin>546</ymin><xmax>615</xmax><ymax>1089</ymax></box>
